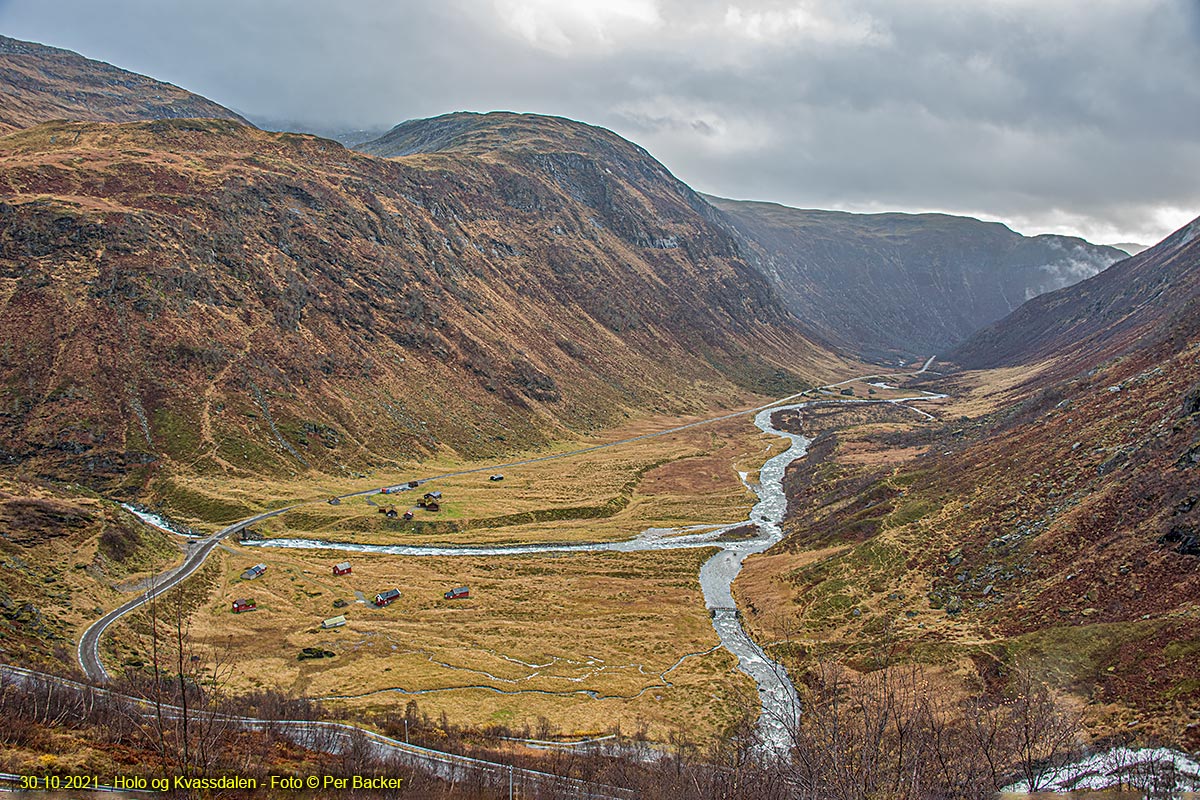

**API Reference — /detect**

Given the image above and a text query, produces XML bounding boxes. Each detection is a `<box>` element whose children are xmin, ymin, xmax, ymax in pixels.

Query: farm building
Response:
<box><xmin>333</xmin><ymin>562</ymin><xmax>352</xmax><ymax>576</ymax></box>
<box><xmin>407</xmin><ymin>480</ymin><xmax>420</xmax><ymax>488</ymax></box>
<box><xmin>489</xmin><ymin>474</ymin><xmax>504</xmax><ymax>482</ymax></box>
<box><xmin>423</xmin><ymin>490</ymin><xmax>442</xmax><ymax>500</ymax></box>
<box><xmin>232</xmin><ymin>599</ymin><xmax>257</xmax><ymax>613</ymax></box>
<box><xmin>384</xmin><ymin>507</ymin><xmax>399</xmax><ymax>518</ymax></box>
<box><xmin>241</xmin><ymin>564</ymin><xmax>267</xmax><ymax>580</ymax></box>
<box><xmin>424</xmin><ymin>501</ymin><xmax>440</xmax><ymax>512</ymax></box>
<box><xmin>374</xmin><ymin>588</ymin><xmax>401</xmax><ymax>607</ymax></box>
<box><xmin>444</xmin><ymin>586</ymin><xmax>470</xmax><ymax>600</ymax></box>
<box><xmin>321</xmin><ymin>615</ymin><xmax>347</xmax><ymax>629</ymax></box>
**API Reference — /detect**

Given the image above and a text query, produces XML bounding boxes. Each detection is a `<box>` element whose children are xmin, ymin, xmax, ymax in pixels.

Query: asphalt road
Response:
<box><xmin>0</xmin><ymin>664</ymin><xmax>635</xmax><ymax>799</ymax></box>
<box><xmin>77</xmin><ymin>506</ymin><xmax>296</xmax><ymax>682</ymax></box>
<box><xmin>77</xmin><ymin>358</ymin><xmax>942</xmax><ymax>682</ymax></box>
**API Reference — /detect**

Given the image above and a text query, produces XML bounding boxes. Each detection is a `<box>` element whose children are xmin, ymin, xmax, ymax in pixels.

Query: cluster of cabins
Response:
<box><xmin>378</xmin><ymin>490</ymin><xmax>443</xmax><ymax>519</ymax></box>
<box><xmin>237</xmin><ymin>476</ymin><xmax>494</xmax><ymax>633</ymax></box>
<box><xmin>231</xmin><ymin>559</ymin><xmax>471</xmax><ymax>631</ymax></box>
<box><xmin>326</xmin><ymin>473</ymin><xmax>505</xmax><ymax>517</ymax></box>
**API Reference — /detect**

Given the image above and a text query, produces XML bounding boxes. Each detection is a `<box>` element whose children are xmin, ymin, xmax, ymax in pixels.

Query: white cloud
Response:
<box><xmin>1</xmin><ymin>0</ymin><xmax>1197</xmax><ymax>244</ymax></box>
<box><xmin>611</xmin><ymin>94</ymin><xmax>778</xmax><ymax>155</ymax></box>
<box><xmin>492</xmin><ymin>0</ymin><xmax>662</xmax><ymax>55</ymax></box>
<box><xmin>722</xmin><ymin>2</ymin><xmax>889</xmax><ymax>46</ymax></box>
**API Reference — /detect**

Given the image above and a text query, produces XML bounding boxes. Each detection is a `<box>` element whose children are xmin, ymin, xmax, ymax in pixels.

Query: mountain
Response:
<box><xmin>252</xmin><ymin>117</ymin><xmax>390</xmax><ymax>148</ymax></box>
<box><xmin>1111</xmin><ymin>242</ymin><xmax>1150</xmax><ymax>256</ymax></box>
<box><xmin>0</xmin><ymin>35</ymin><xmax>248</xmax><ymax>134</ymax></box>
<box><xmin>0</xmin><ymin>112</ymin><xmax>836</xmax><ymax>495</ymax></box>
<box><xmin>740</xmin><ymin>216</ymin><xmax>1200</xmax><ymax>748</ymax></box>
<box><xmin>948</xmin><ymin>216</ymin><xmax>1200</xmax><ymax>370</ymax></box>
<box><xmin>707</xmin><ymin>197</ymin><xmax>1126</xmax><ymax>361</ymax></box>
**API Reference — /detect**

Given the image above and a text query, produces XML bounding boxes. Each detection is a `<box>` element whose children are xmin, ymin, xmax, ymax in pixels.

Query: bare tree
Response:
<box><xmin>1005</xmin><ymin>666</ymin><xmax>1083</xmax><ymax>792</ymax></box>
<box><xmin>119</xmin><ymin>583</ymin><xmax>235</xmax><ymax>781</ymax></box>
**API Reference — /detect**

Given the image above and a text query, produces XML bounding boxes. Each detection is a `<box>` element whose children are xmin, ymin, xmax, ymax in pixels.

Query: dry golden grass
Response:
<box><xmin>237</xmin><ymin>415</ymin><xmax>777</xmax><ymax>547</ymax></box>
<box><xmin>93</xmin><ymin>370</ymin><xmax>913</xmax><ymax>742</ymax></box>
<box><xmin>937</xmin><ymin>360</ymin><xmax>1056</xmax><ymax>418</ymax></box>
<box><xmin>177</xmin><ymin>544</ymin><xmax>750</xmax><ymax>741</ymax></box>
<box><xmin>95</xmin><ymin>410</ymin><xmax>813</xmax><ymax>741</ymax></box>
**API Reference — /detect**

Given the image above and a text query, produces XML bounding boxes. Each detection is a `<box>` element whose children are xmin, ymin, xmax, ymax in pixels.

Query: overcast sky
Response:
<box><xmin>3</xmin><ymin>0</ymin><xmax>1198</xmax><ymax>244</ymax></box>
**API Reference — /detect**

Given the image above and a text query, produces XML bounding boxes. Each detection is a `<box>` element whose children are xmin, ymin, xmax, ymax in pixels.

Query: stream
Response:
<box><xmin>245</xmin><ymin>401</ymin><xmax>827</xmax><ymax>753</ymax></box>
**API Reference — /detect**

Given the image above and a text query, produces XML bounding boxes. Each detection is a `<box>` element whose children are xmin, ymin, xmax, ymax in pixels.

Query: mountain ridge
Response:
<box><xmin>0</xmin><ymin>115</ymin><xmax>835</xmax><ymax>491</ymax></box>
<box><xmin>708</xmin><ymin>195</ymin><xmax>1126</xmax><ymax>361</ymax></box>
<box><xmin>0</xmin><ymin>34</ymin><xmax>249</xmax><ymax>134</ymax></box>
<box><xmin>948</xmin><ymin>216</ymin><xmax>1200</xmax><ymax>371</ymax></box>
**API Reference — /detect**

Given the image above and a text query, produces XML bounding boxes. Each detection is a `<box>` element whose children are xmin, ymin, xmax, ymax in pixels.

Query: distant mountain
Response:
<box><xmin>0</xmin><ymin>111</ymin><xmax>834</xmax><ymax>489</ymax></box>
<box><xmin>252</xmin><ymin>117</ymin><xmax>390</xmax><ymax>148</ymax></box>
<box><xmin>0</xmin><ymin>35</ymin><xmax>248</xmax><ymax>134</ymax></box>
<box><xmin>1111</xmin><ymin>241</ymin><xmax>1150</xmax><ymax>256</ymax></box>
<box><xmin>708</xmin><ymin>197</ymin><xmax>1125</xmax><ymax>361</ymax></box>
<box><xmin>753</xmin><ymin>214</ymin><xmax>1200</xmax><ymax>747</ymax></box>
<box><xmin>948</xmin><ymin>217</ymin><xmax>1200</xmax><ymax>370</ymax></box>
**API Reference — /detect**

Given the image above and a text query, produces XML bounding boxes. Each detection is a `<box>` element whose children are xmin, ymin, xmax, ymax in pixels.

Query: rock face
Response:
<box><xmin>708</xmin><ymin>197</ymin><xmax>1125</xmax><ymax>361</ymax></box>
<box><xmin>0</xmin><ymin>113</ymin><xmax>833</xmax><ymax>485</ymax></box>
<box><xmin>0</xmin><ymin>35</ymin><xmax>249</xmax><ymax>134</ymax></box>
<box><xmin>948</xmin><ymin>216</ymin><xmax>1200</xmax><ymax>372</ymax></box>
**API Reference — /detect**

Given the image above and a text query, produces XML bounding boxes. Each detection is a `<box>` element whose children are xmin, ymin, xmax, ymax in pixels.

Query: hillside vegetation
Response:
<box><xmin>0</xmin><ymin>35</ymin><xmax>249</xmax><ymax>134</ymax></box>
<box><xmin>739</xmin><ymin>219</ymin><xmax>1200</xmax><ymax>750</ymax></box>
<box><xmin>0</xmin><ymin>116</ymin><xmax>838</xmax><ymax>494</ymax></box>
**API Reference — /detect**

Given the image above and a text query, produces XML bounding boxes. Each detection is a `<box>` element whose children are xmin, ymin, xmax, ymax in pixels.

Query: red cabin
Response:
<box><xmin>444</xmin><ymin>586</ymin><xmax>470</xmax><ymax>600</ymax></box>
<box><xmin>374</xmin><ymin>588</ymin><xmax>401</xmax><ymax>607</ymax></box>
<box><xmin>333</xmin><ymin>561</ymin><xmax>352</xmax><ymax>576</ymax></box>
<box><xmin>232</xmin><ymin>599</ymin><xmax>256</xmax><ymax>613</ymax></box>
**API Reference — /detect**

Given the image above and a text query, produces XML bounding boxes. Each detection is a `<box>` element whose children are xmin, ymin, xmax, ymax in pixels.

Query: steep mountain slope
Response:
<box><xmin>708</xmin><ymin>197</ymin><xmax>1125</xmax><ymax>361</ymax></box>
<box><xmin>949</xmin><ymin>216</ymin><xmax>1200</xmax><ymax>371</ymax></box>
<box><xmin>0</xmin><ymin>115</ymin><xmax>836</xmax><ymax>495</ymax></box>
<box><xmin>359</xmin><ymin>111</ymin><xmax>740</xmax><ymax>250</ymax></box>
<box><xmin>738</xmin><ymin>217</ymin><xmax>1200</xmax><ymax>748</ymax></box>
<box><xmin>0</xmin><ymin>35</ymin><xmax>248</xmax><ymax>134</ymax></box>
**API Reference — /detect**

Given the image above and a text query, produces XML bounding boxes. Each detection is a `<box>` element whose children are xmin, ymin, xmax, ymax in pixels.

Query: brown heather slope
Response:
<box><xmin>948</xmin><ymin>215</ymin><xmax>1200</xmax><ymax>371</ymax></box>
<box><xmin>0</xmin><ymin>475</ymin><xmax>179</xmax><ymax>668</ymax></box>
<box><xmin>0</xmin><ymin>35</ymin><xmax>249</xmax><ymax>134</ymax></box>
<box><xmin>0</xmin><ymin>116</ymin><xmax>839</xmax><ymax>493</ymax></box>
<box><xmin>736</xmin><ymin>219</ymin><xmax>1200</xmax><ymax>748</ymax></box>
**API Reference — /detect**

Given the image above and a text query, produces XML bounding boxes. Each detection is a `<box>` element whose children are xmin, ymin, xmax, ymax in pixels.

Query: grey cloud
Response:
<box><xmin>1</xmin><ymin>0</ymin><xmax>1197</xmax><ymax>243</ymax></box>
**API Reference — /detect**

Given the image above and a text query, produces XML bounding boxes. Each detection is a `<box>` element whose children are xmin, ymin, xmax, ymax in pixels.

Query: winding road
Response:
<box><xmin>77</xmin><ymin>361</ymin><xmax>945</xmax><ymax>749</ymax></box>
<box><xmin>79</xmin><ymin>506</ymin><xmax>298</xmax><ymax>682</ymax></box>
<box><xmin>0</xmin><ymin>664</ymin><xmax>636</xmax><ymax>800</ymax></box>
